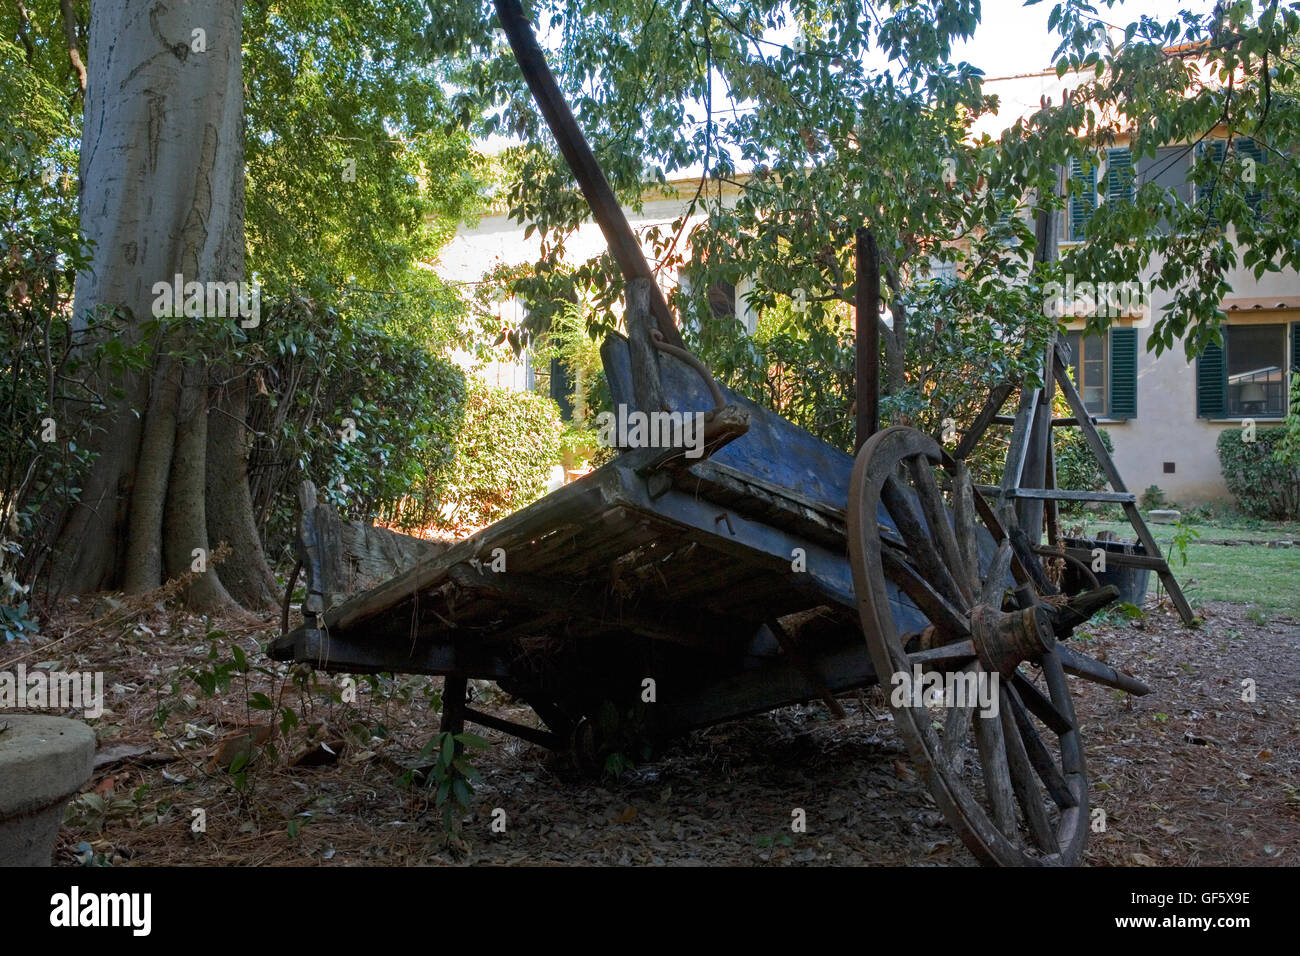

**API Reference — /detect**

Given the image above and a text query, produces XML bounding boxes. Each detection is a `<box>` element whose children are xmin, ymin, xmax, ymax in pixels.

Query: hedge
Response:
<box><xmin>1217</xmin><ymin>426</ymin><xmax>1300</xmax><ymax>520</ymax></box>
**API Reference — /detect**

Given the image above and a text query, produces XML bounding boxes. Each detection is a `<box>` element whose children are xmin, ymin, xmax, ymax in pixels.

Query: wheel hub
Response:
<box><xmin>969</xmin><ymin>603</ymin><xmax>1055</xmax><ymax>677</ymax></box>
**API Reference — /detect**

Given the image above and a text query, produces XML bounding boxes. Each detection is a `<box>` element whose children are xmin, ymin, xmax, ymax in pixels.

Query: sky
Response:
<box><xmin>953</xmin><ymin>0</ymin><xmax>1210</xmax><ymax>77</ymax></box>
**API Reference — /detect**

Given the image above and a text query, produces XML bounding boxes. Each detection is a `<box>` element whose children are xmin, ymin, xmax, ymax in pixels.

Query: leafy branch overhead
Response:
<box><xmin>442</xmin><ymin>0</ymin><xmax>1298</xmax><ymax>371</ymax></box>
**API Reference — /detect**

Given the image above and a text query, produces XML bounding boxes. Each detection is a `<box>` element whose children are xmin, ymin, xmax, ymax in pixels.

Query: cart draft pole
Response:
<box><xmin>492</xmin><ymin>0</ymin><xmax>685</xmax><ymax>352</ymax></box>
<box><xmin>855</xmin><ymin>227</ymin><xmax>880</xmax><ymax>451</ymax></box>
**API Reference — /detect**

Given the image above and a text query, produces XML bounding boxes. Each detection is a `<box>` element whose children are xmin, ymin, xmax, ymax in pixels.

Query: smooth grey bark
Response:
<box><xmin>53</xmin><ymin>0</ymin><xmax>273</xmax><ymax>611</ymax></box>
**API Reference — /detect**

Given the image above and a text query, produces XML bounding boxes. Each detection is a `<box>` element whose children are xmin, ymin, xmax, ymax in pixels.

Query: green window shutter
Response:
<box><xmin>1068</xmin><ymin>156</ymin><xmax>1097</xmax><ymax>241</ymax></box>
<box><xmin>1109</xmin><ymin>327</ymin><xmax>1138</xmax><ymax>419</ymax></box>
<box><xmin>1196</xmin><ymin>339</ymin><xmax>1228</xmax><ymax>418</ymax></box>
<box><xmin>1105</xmin><ymin>147</ymin><xmax>1135</xmax><ymax>205</ymax></box>
<box><xmin>992</xmin><ymin>187</ymin><xmax>1010</xmax><ymax>226</ymax></box>
<box><xmin>1291</xmin><ymin>321</ymin><xmax>1300</xmax><ymax>376</ymax></box>
<box><xmin>1238</xmin><ymin>137</ymin><xmax>1266</xmax><ymax>215</ymax></box>
<box><xmin>1201</xmin><ymin>140</ymin><xmax>1227</xmax><ymax>228</ymax></box>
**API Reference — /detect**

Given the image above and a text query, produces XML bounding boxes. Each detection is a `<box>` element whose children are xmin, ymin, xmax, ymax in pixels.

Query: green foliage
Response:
<box><xmin>706</xmin><ymin>305</ymin><xmax>856</xmax><ymax>450</ymax></box>
<box><xmin>1168</xmin><ymin>520</ymin><xmax>1201</xmax><ymax>569</ymax></box>
<box><xmin>425</xmin><ymin>381</ymin><xmax>565</xmax><ymax>530</ymax></box>
<box><xmin>1276</xmin><ymin>373</ymin><xmax>1300</xmax><ymax>467</ymax></box>
<box><xmin>1139</xmin><ymin>485</ymin><xmax>1168</xmax><ymax>511</ymax></box>
<box><xmin>0</xmin><ymin>4</ymin><xmax>491</xmax><ymax>585</ymax></box>
<box><xmin>0</xmin><ymin>602</ymin><xmax>40</xmax><ymax>643</ymax></box>
<box><xmin>529</xmin><ymin>298</ymin><xmax>609</xmax><ymax>432</ymax></box>
<box><xmin>1054</xmin><ymin>426</ymin><xmax>1113</xmax><ymax>510</ymax></box>
<box><xmin>465</xmin><ymin>1</ymin><xmax>1069</xmax><ymax>460</ymax></box>
<box><xmin>242</xmin><ymin>0</ymin><xmax>489</xmax><ymax>292</ymax></box>
<box><xmin>245</xmin><ymin>292</ymin><xmax>468</xmax><ymax>560</ymax></box>
<box><xmin>1034</xmin><ymin>0</ymin><xmax>1300</xmax><ymax>358</ymax></box>
<box><xmin>1217</xmin><ymin>427</ymin><xmax>1300</xmax><ymax>520</ymax></box>
<box><xmin>407</xmin><ymin>730</ymin><xmax>491</xmax><ymax>836</ymax></box>
<box><xmin>468</xmin><ymin>0</ymin><xmax>1300</xmax><ymax>426</ymax></box>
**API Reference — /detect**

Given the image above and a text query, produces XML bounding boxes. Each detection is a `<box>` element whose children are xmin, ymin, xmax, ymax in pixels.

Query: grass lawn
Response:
<box><xmin>1056</xmin><ymin>514</ymin><xmax>1300</xmax><ymax>619</ymax></box>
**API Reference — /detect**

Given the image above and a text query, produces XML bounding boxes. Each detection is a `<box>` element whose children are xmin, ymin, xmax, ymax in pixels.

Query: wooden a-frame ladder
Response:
<box><xmin>956</xmin><ymin>339</ymin><xmax>1196</xmax><ymax>626</ymax></box>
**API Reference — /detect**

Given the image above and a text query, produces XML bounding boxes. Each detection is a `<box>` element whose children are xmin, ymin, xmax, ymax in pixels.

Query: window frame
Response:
<box><xmin>1065</xmin><ymin>328</ymin><xmax>1111</xmax><ymax>418</ymax></box>
<box><xmin>1221</xmin><ymin>322</ymin><xmax>1289</xmax><ymax>420</ymax></box>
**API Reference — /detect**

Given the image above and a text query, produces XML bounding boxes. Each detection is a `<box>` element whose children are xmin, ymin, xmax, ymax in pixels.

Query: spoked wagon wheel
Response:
<box><xmin>847</xmin><ymin>426</ymin><xmax>1088</xmax><ymax>866</ymax></box>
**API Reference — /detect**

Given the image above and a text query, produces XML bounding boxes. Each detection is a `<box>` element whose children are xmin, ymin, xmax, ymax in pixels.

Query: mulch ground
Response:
<box><xmin>2</xmin><ymin>593</ymin><xmax>1296</xmax><ymax>866</ymax></box>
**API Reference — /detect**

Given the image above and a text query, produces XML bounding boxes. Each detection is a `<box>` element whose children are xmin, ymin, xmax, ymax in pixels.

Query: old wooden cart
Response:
<box><xmin>271</xmin><ymin>0</ymin><xmax>1178</xmax><ymax>866</ymax></box>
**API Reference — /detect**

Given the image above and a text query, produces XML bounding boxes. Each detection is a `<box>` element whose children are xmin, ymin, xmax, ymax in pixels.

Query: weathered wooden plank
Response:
<box><xmin>955</xmin><ymin>381</ymin><xmax>1017</xmax><ymax>462</ymax></box>
<box><xmin>625</xmin><ymin>276</ymin><xmax>667</xmax><ymax>415</ymax></box>
<box><xmin>999</xmin><ymin>388</ymin><xmax>1039</xmax><ymax>501</ymax></box>
<box><xmin>976</xmin><ymin>485</ymin><xmax>1136</xmax><ymax>503</ymax></box>
<box><xmin>603</xmin><ymin>334</ymin><xmax>857</xmax><ymax>515</ymax></box>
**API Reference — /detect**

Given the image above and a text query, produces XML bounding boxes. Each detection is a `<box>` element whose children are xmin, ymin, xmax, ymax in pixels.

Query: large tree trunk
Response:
<box><xmin>51</xmin><ymin>0</ymin><xmax>275</xmax><ymax>612</ymax></box>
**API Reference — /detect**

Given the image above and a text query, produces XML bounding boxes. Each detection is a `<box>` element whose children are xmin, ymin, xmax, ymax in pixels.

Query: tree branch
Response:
<box><xmin>13</xmin><ymin>0</ymin><xmax>34</xmax><ymax>63</ymax></box>
<box><xmin>60</xmin><ymin>0</ymin><xmax>87</xmax><ymax>93</ymax></box>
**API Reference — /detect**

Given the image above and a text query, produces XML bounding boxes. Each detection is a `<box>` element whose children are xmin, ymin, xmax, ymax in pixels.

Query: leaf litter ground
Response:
<box><xmin>2</xmin><ymin>593</ymin><xmax>1295</xmax><ymax>866</ymax></box>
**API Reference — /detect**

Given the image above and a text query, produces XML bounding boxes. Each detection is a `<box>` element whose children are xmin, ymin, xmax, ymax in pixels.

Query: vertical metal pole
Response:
<box><xmin>855</xmin><ymin>227</ymin><xmax>880</xmax><ymax>451</ymax></box>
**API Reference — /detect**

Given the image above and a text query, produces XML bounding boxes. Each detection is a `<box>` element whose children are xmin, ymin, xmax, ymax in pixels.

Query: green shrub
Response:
<box><xmin>1276</xmin><ymin>372</ymin><xmax>1300</xmax><ymax>467</ymax></box>
<box><xmin>1138</xmin><ymin>484</ymin><xmax>1167</xmax><ymax>510</ymax></box>
<box><xmin>1217</xmin><ymin>427</ymin><xmax>1300</xmax><ymax>520</ymax></box>
<box><xmin>1054</xmin><ymin>426</ymin><xmax>1113</xmax><ymax>507</ymax></box>
<box><xmin>427</xmin><ymin>382</ymin><xmax>565</xmax><ymax>530</ymax></box>
<box><xmin>245</xmin><ymin>293</ymin><xmax>467</xmax><ymax>560</ymax></box>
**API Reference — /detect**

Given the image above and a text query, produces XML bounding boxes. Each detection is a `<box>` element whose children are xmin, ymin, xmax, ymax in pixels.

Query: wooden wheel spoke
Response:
<box><xmin>907</xmin><ymin>456</ymin><xmax>971</xmax><ymax>605</ymax></box>
<box><xmin>939</xmin><ymin>662</ymin><xmax>979</xmax><ymax>773</ymax></box>
<box><xmin>1010</xmin><ymin>670</ymin><xmax>1073</xmax><ymax>736</ymax></box>
<box><xmin>907</xmin><ymin>639</ymin><xmax>976</xmax><ymax>668</ymax></box>
<box><xmin>951</xmin><ymin>462</ymin><xmax>981</xmax><ymax>601</ymax></box>
<box><xmin>979</xmin><ymin>537</ymin><xmax>1013</xmax><ymax>608</ymax></box>
<box><xmin>998</xmin><ymin>686</ymin><xmax>1057</xmax><ymax>852</ymax></box>
<box><xmin>1040</xmin><ymin>650</ymin><xmax>1086</xmax><ymax>788</ymax></box>
<box><xmin>881</xmin><ymin>548</ymin><xmax>970</xmax><ymax>638</ymax></box>
<box><xmin>1006</xmin><ymin>683</ymin><xmax>1076</xmax><ymax>809</ymax></box>
<box><xmin>972</xmin><ymin>692</ymin><xmax>1017</xmax><ymax>839</ymax></box>
<box><xmin>941</xmin><ymin>704</ymin><xmax>973</xmax><ymax>773</ymax></box>
<box><xmin>881</xmin><ymin>473</ymin><xmax>967</xmax><ymax>612</ymax></box>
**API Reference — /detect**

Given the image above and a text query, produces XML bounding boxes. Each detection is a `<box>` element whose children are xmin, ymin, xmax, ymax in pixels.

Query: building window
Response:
<box><xmin>1198</xmin><ymin>322</ymin><xmax>1295</xmax><ymax>419</ymax></box>
<box><xmin>1065</xmin><ymin>330</ymin><xmax>1109</xmax><ymax>416</ymax></box>
<box><xmin>1226</xmin><ymin>324</ymin><xmax>1287</xmax><ymax>417</ymax></box>
<box><xmin>1066</xmin><ymin>156</ymin><xmax>1098</xmax><ymax>242</ymax></box>
<box><xmin>1137</xmin><ymin>145</ymin><xmax>1193</xmax><ymax>236</ymax></box>
<box><xmin>928</xmin><ymin>257</ymin><xmax>958</xmax><ymax>281</ymax></box>
<box><xmin>707</xmin><ymin>279</ymin><xmax>736</xmax><ymax>321</ymax></box>
<box><xmin>679</xmin><ymin>268</ymin><xmax>749</xmax><ymax>335</ymax></box>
